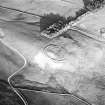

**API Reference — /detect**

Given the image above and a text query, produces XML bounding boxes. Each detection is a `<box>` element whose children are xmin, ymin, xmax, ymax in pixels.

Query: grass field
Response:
<box><xmin>0</xmin><ymin>0</ymin><xmax>84</xmax><ymax>17</ymax></box>
<box><xmin>73</xmin><ymin>5</ymin><xmax>105</xmax><ymax>42</ymax></box>
<box><xmin>0</xmin><ymin>1</ymin><xmax>105</xmax><ymax>105</ymax></box>
<box><xmin>0</xmin><ymin>41</ymin><xmax>24</xmax><ymax>80</ymax></box>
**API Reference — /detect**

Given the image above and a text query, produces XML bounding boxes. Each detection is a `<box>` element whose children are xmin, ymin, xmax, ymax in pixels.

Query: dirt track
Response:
<box><xmin>0</xmin><ymin>41</ymin><xmax>24</xmax><ymax>80</ymax></box>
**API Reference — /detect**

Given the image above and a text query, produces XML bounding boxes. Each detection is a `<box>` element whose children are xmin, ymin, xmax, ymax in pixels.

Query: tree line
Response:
<box><xmin>40</xmin><ymin>0</ymin><xmax>105</xmax><ymax>33</ymax></box>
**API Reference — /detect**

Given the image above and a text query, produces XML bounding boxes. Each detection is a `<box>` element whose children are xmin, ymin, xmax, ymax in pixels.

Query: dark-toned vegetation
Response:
<box><xmin>40</xmin><ymin>13</ymin><xmax>67</xmax><ymax>31</ymax></box>
<box><xmin>75</xmin><ymin>8</ymin><xmax>88</xmax><ymax>17</ymax></box>
<box><xmin>40</xmin><ymin>0</ymin><xmax>105</xmax><ymax>34</ymax></box>
<box><xmin>83</xmin><ymin>0</ymin><xmax>105</xmax><ymax>10</ymax></box>
<box><xmin>40</xmin><ymin>9</ymin><xmax>87</xmax><ymax>33</ymax></box>
<box><xmin>66</xmin><ymin>16</ymin><xmax>76</xmax><ymax>23</ymax></box>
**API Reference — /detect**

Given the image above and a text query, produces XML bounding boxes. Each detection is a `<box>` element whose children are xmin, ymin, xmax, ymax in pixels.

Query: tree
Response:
<box><xmin>83</xmin><ymin>0</ymin><xmax>104</xmax><ymax>10</ymax></box>
<box><xmin>66</xmin><ymin>16</ymin><xmax>76</xmax><ymax>23</ymax></box>
<box><xmin>40</xmin><ymin>8</ymin><xmax>89</xmax><ymax>34</ymax></box>
<box><xmin>40</xmin><ymin>13</ymin><xmax>67</xmax><ymax>31</ymax></box>
<box><xmin>76</xmin><ymin>8</ymin><xmax>88</xmax><ymax>18</ymax></box>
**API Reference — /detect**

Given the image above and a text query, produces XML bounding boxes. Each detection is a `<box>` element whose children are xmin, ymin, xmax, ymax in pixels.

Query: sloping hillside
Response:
<box><xmin>0</xmin><ymin>41</ymin><xmax>24</xmax><ymax>80</ymax></box>
<box><xmin>72</xmin><ymin>5</ymin><xmax>105</xmax><ymax>42</ymax></box>
<box><xmin>0</xmin><ymin>0</ymin><xmax>84</xmax><ymax>17</ymax></box>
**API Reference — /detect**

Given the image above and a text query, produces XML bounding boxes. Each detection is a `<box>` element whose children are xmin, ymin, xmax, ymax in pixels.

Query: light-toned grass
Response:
<box><xmin>0</xmin><ymin>0</ymin><xmax>84</xmax><ymax>17</ymax></box>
